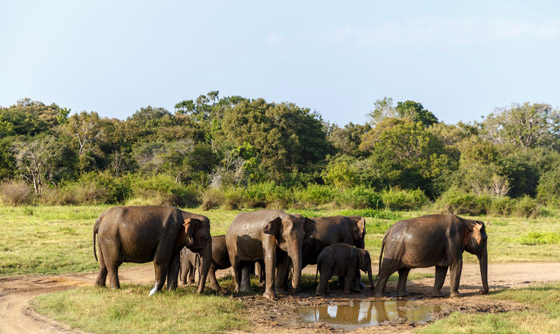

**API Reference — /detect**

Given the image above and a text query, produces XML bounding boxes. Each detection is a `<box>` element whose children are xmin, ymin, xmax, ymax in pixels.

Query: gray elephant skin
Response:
<box><xmin>303</xmin><ymin>215</ymin><xmax>366</xmax><ymax>268</ymax></box>
<box><xmin>374</xmin><ymin>214</ymin><xmax>488</xmax><ymax>298</ymax></box>
<box><xmin>225</xmin><ymin>209</ymin><xmax>315</xmax><ymax>299</ymax></box>
<box><xmin>179</xmin><ymin>247</ymin><xmax>200</xmax><ymax>285</ymax></box>
<box><xmin>315</xmin><ymin>243</ymin><xmax>374</xmax><ymax>295</ymax></box>
<box><xmin>93</xmin><ymin>206</ymin><xmax>212</xmax><ymax>295</ymax></box>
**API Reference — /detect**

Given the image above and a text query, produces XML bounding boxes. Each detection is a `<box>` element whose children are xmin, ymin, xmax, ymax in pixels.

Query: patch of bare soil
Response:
<box><xmin>1</xmin><ymin>262</ymin><xmax>559</xmax><ymax>334</ymax></box>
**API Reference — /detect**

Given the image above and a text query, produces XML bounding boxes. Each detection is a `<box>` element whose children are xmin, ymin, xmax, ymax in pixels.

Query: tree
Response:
<box><xmin>481</xmin><ymin>102</ymin><xmax>560</xmax><ymax>149</ymax></box>
<box><xmin>395</xmin><ymin>100</ymin><xmax>438</xmax><ymax>126</ymax></box>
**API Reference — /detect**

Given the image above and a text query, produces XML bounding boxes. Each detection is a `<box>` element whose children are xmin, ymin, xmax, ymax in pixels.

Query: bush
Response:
<box><xmin>513</xmin><ymin>196</ymin><xmax>540</xmax><ymax>218</ymax></box>
<box><xmin>519</xmin><ymin>232</ymin><xmax>560</xmax><ymax>245</ymax></box>
<box><xmin>130</xmin><ymin>174</ymin><xmax>200</xmax><ymax>207</ymax></box>
<box><xmin>336</xmin><ymin>186</ymin><xmax>383</xmax><ymax>209</ymax></box>
<box><xmin>488</xmin><ymin>196</ymin><xmax>515</xmax><ymax>216</ymax></box>
<box><xmin>201</xmin><ymin>187</ymin><xmax>226</xmax><ymax>210</ymax></box>
<box><xmin>293</xmin><ymin>184</ymin><xmax>336</xmax><ymax>207</ymax></box>
<box><xmin>223</xmin><ymin>188</ymin><xmax>246</xmax><ymax>210</ymax></box>
<box><xmin>381</xmin><ymin>188</ymin><xmax>429</xmax><ymax>211</ymax></box>
<box><xmin>0</xmin><ymin>181</ymin><xmax>34</xmax><ymax>205</ymax></box>
<box><xmin>434</xmin><ymin>189</ymin><xmax>491</xmax><ymax>215</ymax></box>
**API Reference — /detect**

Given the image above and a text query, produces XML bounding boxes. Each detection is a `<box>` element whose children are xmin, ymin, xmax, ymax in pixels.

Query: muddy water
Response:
<box><xmin>298</xmin><ymin>300</ymin><xmax>441</xmax><ymax>329</ymax></box>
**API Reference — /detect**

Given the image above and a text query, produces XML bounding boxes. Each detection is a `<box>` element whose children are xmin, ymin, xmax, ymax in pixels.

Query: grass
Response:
<box><xmin>32</xmin><ymin>284</ymin><xmax>248</xmax><ymax>334</ymax></box>
<box><xmin>2</xmin><ymin>205</ymin><xmax>560</xmax><ymax>276</ymax></box>
<box><xmin>418</xmin><ymin>283</ymin><xmax>560</xmax><ymax>333</ymax></box>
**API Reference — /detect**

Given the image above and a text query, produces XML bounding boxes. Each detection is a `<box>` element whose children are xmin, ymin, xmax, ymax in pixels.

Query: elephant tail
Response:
<box><xmin>93</xmin><ymin>217</ymin><xmax>101</xmax><ymax>262</ymax></box>
<box><xmin>315</xmin><ymin>262</ymin><xmax>319</xmax><ymax>286</ymax></box>
<box><xmin>377</xmin><ymin>234</ymin><xmax>387</xmax><ymax>279</ymax></box>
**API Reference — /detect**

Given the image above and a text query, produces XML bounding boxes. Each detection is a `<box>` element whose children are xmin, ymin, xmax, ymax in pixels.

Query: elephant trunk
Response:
<box><xmin>288</xmin><ymin>246</ymin><xmax>302</xmax><ymax>291</ymax></box>
<box><xmin>478</xmin><ymin>242</ymin><xmax>489</xmax><ymax>294</ymax></box>
<box><xmin>196</xmin><ymin>238</ymin><xmax>212</xmax><ymax>294</ymax></box>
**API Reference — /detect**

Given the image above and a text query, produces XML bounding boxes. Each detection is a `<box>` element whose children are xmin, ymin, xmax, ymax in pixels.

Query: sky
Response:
<box><xmin>1</xmin><ymin>0</ymin><xmax>559</xmax><ymax>126</ymax></box>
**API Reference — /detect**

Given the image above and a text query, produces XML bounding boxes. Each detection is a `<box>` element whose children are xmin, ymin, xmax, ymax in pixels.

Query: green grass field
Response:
<box><xmin>2</xmin><ymin>205</ymin><xmax>560</xmax><ymax>333</ymax></box>
<box><xmin>2</xmin><ymin>205</ymin><xmax>560</xmax><ymax>277</ymax></box>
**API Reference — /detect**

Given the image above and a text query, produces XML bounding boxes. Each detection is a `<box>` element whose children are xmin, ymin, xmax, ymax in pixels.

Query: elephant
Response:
<box><xmin>225</xmin><ymin>209</ymin><xmax>315</xmax><ymax>299</ymax></box>
<box><xmin>205</xmin><ymin>235</ymin><xmax>231</xmax><ymax>291</ymax></box>
<box><xmin>179</xmin><ymin>247</ymin><xmax>200</xmax><ymax>285</ymax></box>
<box><xmin>315</xmin><ymin>243</ymin><xmax>374</xmax><ymax>295</ymax></box>
<box><xmin>93</xmin><ymin>206</ymin><xmax>212</xmax><ymax>295</ymax></box>
<box><xmin>373</xmin><ymin>214</ymin><xmax>488</xmax><ymax>298</ymax></box>
<box><xmin>302</xmin><ymin>216</ymin><xmax>366</xmax><ymax>268</ymax></box>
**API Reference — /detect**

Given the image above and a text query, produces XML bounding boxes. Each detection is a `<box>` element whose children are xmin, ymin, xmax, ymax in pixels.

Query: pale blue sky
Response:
<box><xmin>1</xmin><ymin>1</ymin><xmax>559</xmax><ymax>125</ymax></box>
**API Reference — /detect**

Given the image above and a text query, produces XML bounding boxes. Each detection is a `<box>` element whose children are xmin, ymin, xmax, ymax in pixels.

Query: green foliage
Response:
<box><xmin>129</xmin><ymin>174</ymin><xmax>200</xmax><ymax>207</ymax></box>
<box><xmin>293</xmin><ymin>184</ymin><xmax>336</xmax><ymax>206</ymax></box>
<box><xmin>433</xmin><ymin>189</ymin><xmax>491</xmax><ymax>215</ymax></box>
<box><xmin>381</xmin><ymin>188</ymin><xmax>429</xmax><ymax>211</ymax></box>
<box><xmin>512</xmin><ymin>196</ymin><xmax>540</xmax><ymax>218</ymax></box>
<box><xmin>335</xmin><ymin>186</ymin><xmax>383</xmax><ymax>209</ymax></box>
<box><xmin>519</xmin><ymin>232</ymin><xmax>560</xmax><ymax>245</ymax></box>
<box><xmin>537</xmin><ymin>168</ymin><xmax>560</xmax><ymax>207</ymax></box>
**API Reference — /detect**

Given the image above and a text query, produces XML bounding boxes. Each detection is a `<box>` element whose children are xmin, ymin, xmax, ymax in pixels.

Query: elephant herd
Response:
<box><xmin>93</xmin><ymin>206</ymin><xmax>489</xmax><ymax>299</ymax></box>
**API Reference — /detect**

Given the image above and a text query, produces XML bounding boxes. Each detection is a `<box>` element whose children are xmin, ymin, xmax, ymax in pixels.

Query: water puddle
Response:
<box><xmin>298</xmin><ymin>300</ymin><xmax>441</xmax><ymax>329</ymax></box>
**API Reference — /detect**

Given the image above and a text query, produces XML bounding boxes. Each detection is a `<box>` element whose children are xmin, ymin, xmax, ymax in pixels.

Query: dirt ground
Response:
<box><xmin>1</xmin><ymin>262</ymin><xmax>559</xmax><ymax>334</ymax></box>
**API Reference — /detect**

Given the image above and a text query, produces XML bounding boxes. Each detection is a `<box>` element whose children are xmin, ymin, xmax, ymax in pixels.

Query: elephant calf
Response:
<box><xmin>315</xmin><ymin>243</ymin><xmax>374</xmax><ymax>296</ymax></box>
<box><xmin>179</xmin><ymin>247</ymin><xmax>200</xmax><ymax>285</ymax></box>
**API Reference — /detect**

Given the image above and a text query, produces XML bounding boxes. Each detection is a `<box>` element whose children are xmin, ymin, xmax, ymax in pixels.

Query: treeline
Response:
<box><xmin>1</xmin><ymin>94</ymin><xmax>559</xmax><ymax>215</ymax></box>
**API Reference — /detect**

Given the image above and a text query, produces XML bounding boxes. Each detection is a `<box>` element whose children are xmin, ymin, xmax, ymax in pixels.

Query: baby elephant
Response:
<box><xmin>315</xmin><ymin>243</ymin><xmax>374</xmax><ymax>295</ymax></box>
<box><xmin>179</xmin><ymin>247</ymin><xmax>200</xmax><ymax>285</ymax></box>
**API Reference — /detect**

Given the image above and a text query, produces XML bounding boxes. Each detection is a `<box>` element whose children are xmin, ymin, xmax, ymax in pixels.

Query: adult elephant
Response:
<box><xmin>302</xmin><ymin>215</ymin><xmax>366</xmax><ymax>268</ymax></box>
<box><xmin>374</xmin><ymin>214</ymin><xmax>488</xmax><ymax>298</ymax></box>
<box><xmin>225</xmin><ymin>209</ymin><xmax>315</xmax><ymax>299</ymax></box>
<box><xmin>93</xmin><ymin>206</ymin><xmax>212</xmax><ymax>295</ymax></box>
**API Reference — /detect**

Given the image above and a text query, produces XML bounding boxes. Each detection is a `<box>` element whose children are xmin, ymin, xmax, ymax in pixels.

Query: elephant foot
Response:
<box><xmin>276</xmin><ymin>287</ymin><xmax>289</xmax><ymax>295</ymax></box>
<box><xmin>397</xmin><ymin>291</ymin><xmax>409</xmax><ymax>298</ymax></box>
<box><xmin>263</xmin><ymin>291</ymin><xmax>277</xmax><ymax>300</ymax></box>
<box><xmin>432</xmin><ymin>290</ymin><xmax>444</xmax><ymax>297</ymax></box>
<box><xmin>479</xmin><ymin>288</ymin><xmax>489</xmax><ymax>295</ymax></box>
<box><xmin>450</xmin><ymin>292</ymin><xmax>463</xmax><ymax>298</ymax></box>
<box><xmin>373</xmin><ymin>290</ymin><xmax>384</xmax><ymax>298</ymax></box>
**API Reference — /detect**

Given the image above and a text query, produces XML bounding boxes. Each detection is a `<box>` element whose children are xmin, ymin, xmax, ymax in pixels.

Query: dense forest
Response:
<box><xmin>1</xmin><ymin>93</ymin><xmax>559</xmax><ymax>215</ymax></box>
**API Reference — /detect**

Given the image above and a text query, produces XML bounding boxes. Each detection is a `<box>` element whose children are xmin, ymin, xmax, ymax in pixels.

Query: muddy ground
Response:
<box><xmin>1</xmin><ymin>262</ymin><xmax>559</xmax><ymax>334</ymax></box>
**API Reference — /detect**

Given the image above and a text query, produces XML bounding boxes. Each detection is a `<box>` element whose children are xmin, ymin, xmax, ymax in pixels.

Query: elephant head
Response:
<box><xmin>350</xmin><ymin>216</ymin><xmax>367</xmax><ymax>249</ymax></box>
<box><xmin>181</xmin><ymin>217</ymin><xmax>212</xmax><ymax>293</ymax></box>
<box><xmin>464</xmin><ymin>220</ymin><xmax>488</xmax><ymax>294</ymax></box>
<box><xmin>357</xmin><ymin>249</ymin><xmax>374</xmax><ymax>289</ymax></box>
<box><xmin>263</xmin><ymin>214</ymin><xmax>315</xmax><ymax>290</ymax></box>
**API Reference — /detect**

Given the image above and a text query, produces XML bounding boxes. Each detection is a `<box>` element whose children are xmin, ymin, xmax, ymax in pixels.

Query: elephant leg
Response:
<box><xmin>275</xmin><ymin>253</ymin><xmax>290</xmax><ymax>295</ymax></box>
<box><xmin>166</xmin><ymin>253</ymin><xmax>180</xmax><ymax>291</ymax></box>
<box><xmin>256</xmin><ymin>260</ymin><xmax>265</xmax><ymax>287</ymax></box>
<box><xmin>208</xmin><ymin>265</ymin><xmax>221</xmax><ymax>291</ymax></box>
<box><xmin>107</xmin><ymin>263</ymin><xmax>121</xmax><ymax>289</ymax></box>
<box><xmin>396</xmin><ymin>267</ymin><xmax>411</xmax><ymax>297</ymax></box>
<box><xmin>187</xmin><ymin>260</ymin><xmax>196</xmax><ymax>284</ymax></box>
<box><xmin>150</xmin><ymin>259</ymin><xmax>169</xmax><ymax>296</ymax></box>
<box><xmin>432</xmin><ymin>266</ymin><xmax>448</xmax><ymax>297</ymax></box>
<box><xmin>373</xmin><ymin>259</ymin><xmax>399</xmax><ymax>297</ymax></box>
<box><xmin>94</xmin><ymin>246</ymin><xmax>107</xmax><ymax>287</ymax></box>
<box><xmin>231</xmin><ymin>258</ymin><xmax>242</xmax><ymax>292</ymax></box>
<box><xmin>179</xmin><ymin>261</ymin><xmax>187</xmax><ymax>285</ymax></box>
<box><xmin>240</xmin><ymin>262</ymin><xmax>252</xmax><ymax>292</ymax></box>
<box><xmin>344</xmin><ymin>270</ymin><xmax>356</xmax><ymax>294</ymax></box>
<box><xmin>316</xmin><ymin>267</ymin><xmax>332</xmax><ymax>296</ymax></box>
<box><xmin>449</xmin><ymin>258</ymin><xmax>463</xmax><ymax>297</ymax></box>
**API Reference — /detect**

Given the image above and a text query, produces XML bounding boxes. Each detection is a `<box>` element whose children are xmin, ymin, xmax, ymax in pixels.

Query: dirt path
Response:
<box><xmin>1</xmin><ymin>262</ymin><xmax>559</xmax><ymax>334</ymax></box>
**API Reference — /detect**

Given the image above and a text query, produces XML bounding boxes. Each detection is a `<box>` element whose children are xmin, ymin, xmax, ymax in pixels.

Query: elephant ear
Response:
<box><xmin>263</xmin><ymin>217</ymin><xmax>282</xmax><ymax>238</ymax></box>
<box><xmin>464</xmin><ymin>220</ymin><xmax>484</xmax><ymax>248</ymax></box>
<box><xmin>303</xmin><ymin>218</ymin><xmax>316</xmax><ymax>238</ymax></box>
<box><xmin>183</xmin><ymin>218</ymin><xmax>202</xmax><ymax>246</ymax></box>
<box><xmin>357</xmin><ymin>217</ymin><xmax>366</xmax><ymax>238</ymax></box>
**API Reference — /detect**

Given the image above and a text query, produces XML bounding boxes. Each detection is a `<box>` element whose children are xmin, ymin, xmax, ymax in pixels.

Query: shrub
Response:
<box><xmin>336</xmin><ymin>186</ymin><xmax>383</xmax><ymax>209</ymax></box>
<box><xmin>488</xmin><ymin>196</ymin><xmax>515</xmax><ymax>216</ymax></box>
<box><xmin>0</xmin><ymin>180</ymin><xmax>34</xmax><ymax>205</ymax></box>
<box><xmin>434</xmin><ymin>189</ymin><xmax>491</xmax><ymax>215</ymax></box>
<box><xmin>243</xmin><ymin>182</ymin><xmax>293</xmax><ymax>208</ymax></box>
<box><xmin>201</xmin><ymin>187</ymin><xmax>226</xmax><ymax>210</ymax></box>
<box><xmin>223</xmin><ymin>188</ymin><xmax>246</xmax><ymax>210</ymax></box>
<box><xmin>293</xmin><ymin>184</ymin><xmax>336</xmax><ymax>207</ymax></box>
<box><xmin>130</xmin><ymin>174</ymin><xmax>200</xmax><ymax>207</ymax></box>
<box><xmin>381</xmin><ymin>188</ymin><xmax>429</xmax><ymax>211</ymax></box>
<box><xmin>513</xmin><ymin>196</ymin><xmax>540</xmax><ymax>218</ymax></box>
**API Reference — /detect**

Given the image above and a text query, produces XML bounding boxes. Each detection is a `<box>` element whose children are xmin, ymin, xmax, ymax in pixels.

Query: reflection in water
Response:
<box><xmin>298</xmin><ymin>300</ymin><xmax>440</xmax><ymax>328</ymax></box>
